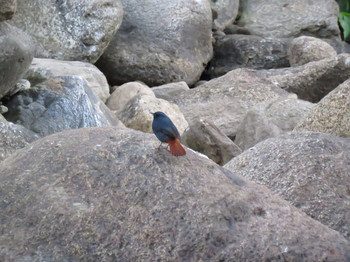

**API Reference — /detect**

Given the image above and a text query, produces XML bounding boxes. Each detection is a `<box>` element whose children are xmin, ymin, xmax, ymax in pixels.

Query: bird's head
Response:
<box><xmin>151</xmin><ymin>111</ymin><xmax>167</xmax><ymax>119</ymax></box>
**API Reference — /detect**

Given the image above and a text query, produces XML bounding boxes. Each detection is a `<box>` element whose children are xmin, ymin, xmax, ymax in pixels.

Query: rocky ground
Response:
<box><xmin>1</xmin><ymin>0</ymin><xmax>350</xmax><ymax>261</ymax></box>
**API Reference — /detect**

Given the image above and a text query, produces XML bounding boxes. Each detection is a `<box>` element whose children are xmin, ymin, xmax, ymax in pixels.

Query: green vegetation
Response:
<box><xmin>337</xmin><ymin>0</ymin><xmax>350</xmax><ymax>41</ymax></box>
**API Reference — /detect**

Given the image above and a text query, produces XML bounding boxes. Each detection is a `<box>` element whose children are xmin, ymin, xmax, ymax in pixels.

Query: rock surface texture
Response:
<box><xmin>25</xmin><ymin>58</ymin><xmax>110</xmax><ymax>102</ymax></box>
<box><xmin>4</xmin><ymin>76</ymin><xmax>121</xmax><ymax>136</ymax></box>
<box><xmin>295</xmin><ymin>78</ymin><xmax>350</xmax><ymax>137</ymax></box>
<box><xmin>210</xmin><ymin>0</ymin><xmax>239</xmax><ymax>31</ymax></box>
<box><xmin>225</xmin><ymin>132</ymin><xmax>350</xmax><ymax>241</ymax></box>
<box><xmin>288</xmin><ymin>36</ymin><xmax>337</xmax><ymax>66</ymax></box>
<box><xmin>239</xmin><ymin>0</ymin><xmax>340</xmax><ymax>41</ymax></box>
<box><xmin>0</xmin><ymin>0</ymin><xmax>17</xmax><ymax>21</ymax></box>
<box><xmin>10</xmin><ymin>0</ymin><xmax>123</xmax><ymax>62</ymax></box>
<box><xmin>1</xmin><ymin>127</ymin><xmax>350</xmax><ymax>261</ymax></box>
<box><xmin>96</xmin><ymin>0</ymin><xmax>213</xmax><ymax>86</ymax></box>
<box><xmin>0</xmin><ymin>22</ymin><xmax>34</xmax><ymax>99</ymax></box>
<box><xmin>205</xmin><ymin>35</ymin><xmax>290</xmax><ymax>79</ymax></box>
<box><xmin>0</xmin><ymin>119</ymin><xmax>39</xmax><ymax>161</ymax></box>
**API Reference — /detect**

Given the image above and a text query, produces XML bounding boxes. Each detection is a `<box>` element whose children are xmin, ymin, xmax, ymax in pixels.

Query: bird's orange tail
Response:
<box><xmin>167</xmin><ymin>138</ymin><xmax>186</xmax><ymax>156</ymax></box>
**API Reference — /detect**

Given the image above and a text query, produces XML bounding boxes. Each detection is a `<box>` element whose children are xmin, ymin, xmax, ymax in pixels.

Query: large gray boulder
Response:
<box><xmin>288</xmin><ymin>36</ymin><xmax>337</xmax><ymax>66</ymax></box>
<box><xmin>225</xmin><ymin>132</ymin><xmax>350</xmax><ymax>241</ymax></box>
<box><xmin>25</xmin><ymin>58</ymin><xmax>110</xmax><ymax>102</ymax></box>
<box><xmin>171</xmin><ymin>68</ymin><xmax>291</xmax><ymax>139</ymax></box>
<box><xmin>211</xmin><ymin>0</ymin><xmax>239</xmax><ymax>31</ymax></box>
<box><xmin>204</xmin><ymin>34</ymin><xmax>290</xmax><ymax>79</ymax></box>
<box><xmin>295</xmin><ymin>78</ymin><xmax>350</xmax><ymax>138</ymax></box>
<box><xmin>96</xmin><ymin>0</ymin><xmax>213</xmax><ymax>87</ymax></box>
<box><xmin>257</xmin><ymin>53</ymin><xmax>350</xmax><ymax>102</ymax></box>
<box><xmin>0</xmin><ymin>22</ymin><xmax>34</xmax><ymax>99</ymax></box>
<box><xmin>151</xmin><ymin>81</ymin><xmax>189</xmax><ymax>101</ymax></box>
<box><xmin>1</xmin><ymin>127</ymin><xmax>350</xmax><ymax>261</ymax></box>
<box><xmin>234</xmin><ymin>95</ymin><xmax>314</xmax><ymax>150</ymax></box>
<box><xmin>117</xmin><ymin>94</ymin><xmax>188</xmax><ymax>135</ymax></box>
<box><xmin>10</xmin><ymin>0</ymin><xmax>123</xmax><ymax>63</ymax></box>
<box><xmin>4</xmin><ymin>76</ymin><xmax>122</xmax><ymax>137</ymax></box>
<box><xmin>0</xmin><ymin>0</ymin><xmax>17</xmax><ymax>21</ymax></box>
<box><xmin>0</xmin><ymin>119</ymin><xmax>39</xmax><ymax>161</ymax></box>
<box><xmin>182</xmin><ymin>118</ymin><xmax>242</xmax><ymax>165</ymax></box>
<box><xmin>239</xmin><ymin>0</ymin><xmax>340</xmax><ymax>43</ymax></box>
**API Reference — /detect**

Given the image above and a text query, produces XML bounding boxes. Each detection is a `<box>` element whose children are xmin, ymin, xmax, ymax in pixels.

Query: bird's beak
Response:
<box><xmin>150</xmin><ymin>112</ymin><xmax>155</xmax><ymax>115</ymax></box>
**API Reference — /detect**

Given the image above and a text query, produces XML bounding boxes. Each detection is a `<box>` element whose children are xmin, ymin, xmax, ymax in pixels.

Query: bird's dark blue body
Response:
<box><xmin>152</xmin><ymin>112</ymin><xmax>180</xmax><ymax>143</ymax></box>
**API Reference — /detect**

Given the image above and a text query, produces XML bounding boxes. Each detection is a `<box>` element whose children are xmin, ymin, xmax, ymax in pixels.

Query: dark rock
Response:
<box><xmin>0</xmin><ymin>0</ymin><xmax>17</xmax><ymax>21</ymax></box>
<box><xmin>4</xmin><ymin>76</ymin><xmax>122</xmax><ymax>136</ymax></box>
<box><xmin>204</xmin><ymin>34</ymin><xmax>290</xmax><ymax>79</ymax></box>
<box><xmin>0</xmin><ymin>22</ymin><xmax>34</xmax><ymax>99</ymax></box>
<box><xmin>95</xmin><ymin>0</ymin><xmax>213</xmax><ymax>87</ymax></box>
<box><xmin>10</xmin><ymin>0</ymin><xmax>123</xmax><ymax>63</ymax></box>
<box><xmin>225</xmin><ymin>132</ymin><xmax>350</xmax><ymax>241</ymax></box>
<box><xmin>223</xmin><ymin>24</ymin><xmax>251</xmax><ymax>35</ymax></box>
<box><xmin>0</xmin><ymin>127</ymin><xmax>350</xmax><ymax>261</ymax></box>
<box><xmin>0</xmin><ymin>119</ymin><xmax>39</xmax><ymax>161</ymax></box>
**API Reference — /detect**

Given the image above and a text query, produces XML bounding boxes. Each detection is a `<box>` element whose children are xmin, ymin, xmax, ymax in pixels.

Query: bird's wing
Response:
<box><xmin>153</xmin><ymin>118</ymin><xmax>180</xmax><ymax>139</ymax></box>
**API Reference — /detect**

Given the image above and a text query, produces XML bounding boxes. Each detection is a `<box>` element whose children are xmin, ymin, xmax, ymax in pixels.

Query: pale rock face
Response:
<box><xmin>106</xmin><ymin>82</ymin><xmax>153</xmax><ymax>112</ymax></box>
<box><xmin>117</xmin><ymin>94</ymin><xmax>188</xmax><ymax>135</ymax></box>
<box><xmin>239</xmin><ymin>0</ymin><xmax>340</xmax><ymax>39</ymax></box>
<box><xmin>24</xmin><ymin>58</ymin><xmax>110</xmax><ymax>103</ymax></box>
<box><xmin>10</xmin><ymin>0</ymin><xmax>123</xmax><ymax>62</ymax></box>
<box><xmin>289</xmin><ymin>36</ymin><xmax>337</xmax><ymax>66</ymax></box>
<box><xmin>294</xmin><ymin>78</ymin><xmax>350</xmax><ymax>138</ymax></box>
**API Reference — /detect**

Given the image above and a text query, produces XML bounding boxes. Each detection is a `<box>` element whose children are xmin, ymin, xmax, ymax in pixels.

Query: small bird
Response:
<box><xmin>151</xmin><ymin>111</ymin><xmax>186</xmax><ymax>156</ymax></box>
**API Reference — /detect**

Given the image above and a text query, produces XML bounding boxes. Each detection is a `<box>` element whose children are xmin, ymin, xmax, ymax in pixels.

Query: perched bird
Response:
<box><xmin>151</xmin><ymin>111</ymin><xmax>186</xmax><ymax>156</ymax></box>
